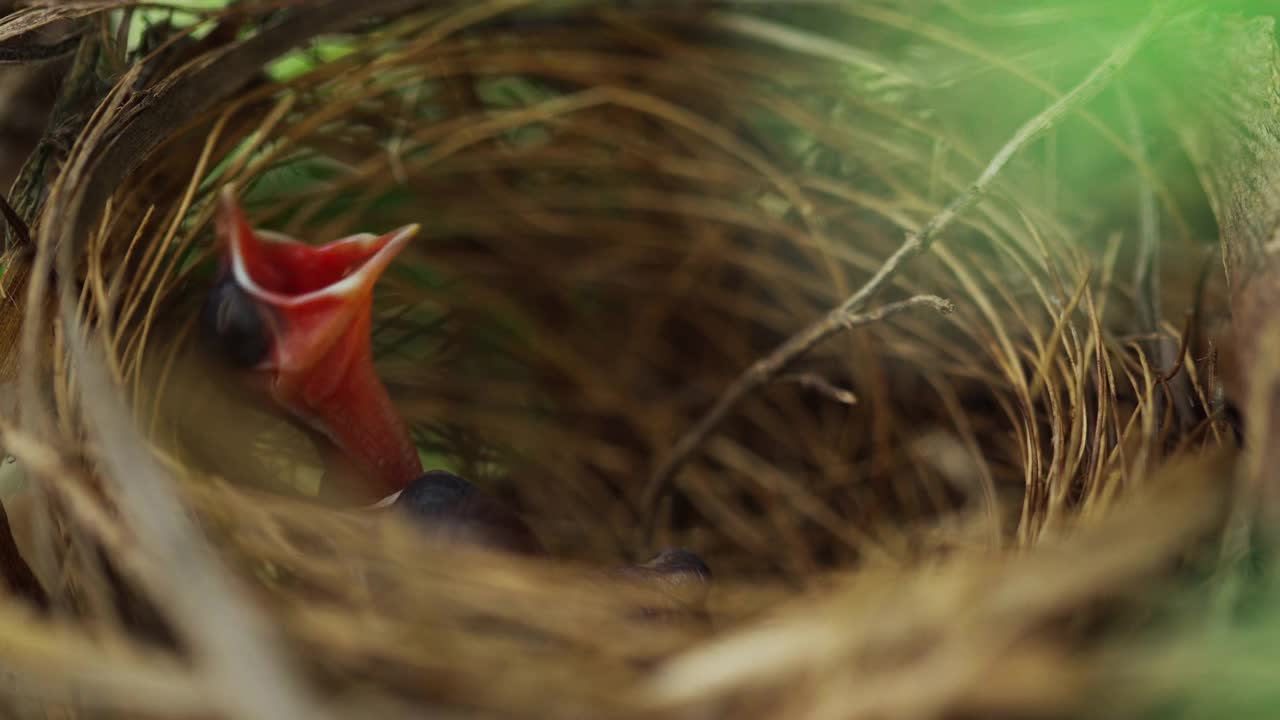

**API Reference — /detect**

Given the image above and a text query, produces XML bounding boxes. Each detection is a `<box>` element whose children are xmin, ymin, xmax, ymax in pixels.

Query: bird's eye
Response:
<box><xmin>200</xmin><ymin>274</ymin><xmax>271</xmax><ymax>368</ymax></box>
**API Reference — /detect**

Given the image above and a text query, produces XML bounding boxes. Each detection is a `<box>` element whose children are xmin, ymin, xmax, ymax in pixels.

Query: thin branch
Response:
<box><xmin>640</xmin><ymin>5</ymin><xmax>1169</xmax><ymax>544</ymax></box>
<box><xmin>642</xmin><ymin>295</ymin><xmax>954</xmax><ymax>542</ymax></box>
<box><xmin>777</xmin><ymin>373</ymin><xmax>858</xmax><ymax>405</ymax></box>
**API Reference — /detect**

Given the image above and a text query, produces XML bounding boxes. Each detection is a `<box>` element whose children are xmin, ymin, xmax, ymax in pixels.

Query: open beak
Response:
<box><xmin>209</xmin><ymin>187</ymin><xmax>424</xmax><ymax>498</ymax></box>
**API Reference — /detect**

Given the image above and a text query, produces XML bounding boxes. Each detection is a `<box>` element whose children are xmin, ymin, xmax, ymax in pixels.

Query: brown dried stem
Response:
<box><xmin>640</xmin><ymin>3</ymin><xmax>1170</xmax><ymax>544</ymax></box>
<box><xmin>0</xmin><ymin>31</ymin><xmax>80</xmax><ymax>65</ymax></box>
<box><xmin>642</xmin><ymin>294</ymin><xmax>955</xmax><ymax>543</ymax></box>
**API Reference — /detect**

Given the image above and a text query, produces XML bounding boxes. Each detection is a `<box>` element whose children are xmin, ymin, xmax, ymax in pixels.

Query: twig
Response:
<box><xmin>640</xmin><ymin>5</ymin><xmax>1169</xmax><ymax>544</ymax></box>
<box><xmin>776</xmin><ymin>372</ymin><xmax>858</xmax><ymax>405</ymax></box>
<box><xmin>641</xmin><ymin>295</ymin><xmax>954</xmax><ymax>541</ymax></box>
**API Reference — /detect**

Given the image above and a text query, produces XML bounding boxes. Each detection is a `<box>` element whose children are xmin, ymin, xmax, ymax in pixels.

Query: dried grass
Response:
<box><xmin>0</xmin><ymin>1</ymin><xmax>1266</xmax><ymax>718</ymax></box>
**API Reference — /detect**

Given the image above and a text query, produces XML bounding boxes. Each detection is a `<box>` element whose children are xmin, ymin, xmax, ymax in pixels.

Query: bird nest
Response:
<box><xmin>0</xmin><ymin>2</ymin><xmax>1272</xmax><ymax>719</ymax></box>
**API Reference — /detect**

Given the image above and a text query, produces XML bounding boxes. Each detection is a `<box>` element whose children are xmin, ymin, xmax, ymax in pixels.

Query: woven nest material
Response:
<box><xmin>0</xmin><ymin>2</ymin><xmax>1273</xmax><ymax>719</ymax></box>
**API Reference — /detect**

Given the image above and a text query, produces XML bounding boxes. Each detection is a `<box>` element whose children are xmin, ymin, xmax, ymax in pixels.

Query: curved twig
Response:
<box><xmin>640</xmin><ymin>3</ymin><xmax>1171</xmax><ymax>546</ymax></box>
<box><xmin>641</xmin><ymin>294</ymin><xmax>955</xmax><ymax>543</ymax></box>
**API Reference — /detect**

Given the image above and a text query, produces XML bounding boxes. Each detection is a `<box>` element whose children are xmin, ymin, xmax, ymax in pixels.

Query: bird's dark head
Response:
<box><xmin>200</xmin><ymin>188</ymin><xmax>423</xmax><ymax>499</ymax></box>
<box><xmin>200</xmin><ymin>274</ymin><xmax>272</xmax><ymax>369</ymax></box>
<box><xmin>640</xmin><ymin>548</ymin><xmax>712</xmax><ymax>582</ymax></box>
<box><xmin>394</xmin><ymin>470</ymin><xmax>479</xmax><ymax>518</ymax></box>
<box><xmin>392</xmin><ymin>470</ymin><xmax>545</xmax><ymax>556</ymax></box>
<box><xmin>608</xmin><ymin>547</ymin><xmax>713</xmax><ymax>623</ymax></box>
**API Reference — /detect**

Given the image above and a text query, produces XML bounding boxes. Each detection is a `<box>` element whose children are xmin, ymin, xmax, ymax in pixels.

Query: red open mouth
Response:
<box><xmin>209</xmin><ymin>188</ymin><xmax>424</xmax><ymax>498</ymax></box>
